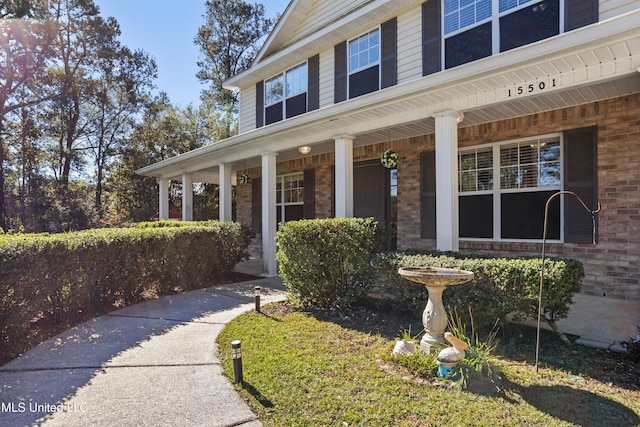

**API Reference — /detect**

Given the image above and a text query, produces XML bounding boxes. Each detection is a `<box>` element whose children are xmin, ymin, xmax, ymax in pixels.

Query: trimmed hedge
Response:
<box><xmin>0</xmin><ymin>221</ymin><xmax>252</xmax><ymax>360</ymax></box>
<box><xmin>371</xmin><ymin>251</ymin><xmax>584</xmax><ymax>331</ymax></box>
<box><xmin>276</xmin><ymin>218</ymin><xmax>378</xmax><ymax>308</ymax></box>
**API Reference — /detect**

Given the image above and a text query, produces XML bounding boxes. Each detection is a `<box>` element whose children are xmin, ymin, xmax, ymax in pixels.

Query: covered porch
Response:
<box><xmin>136</xmin><ymin>11</ymin><xmax>640</xmax><ymax>276</ymax></box>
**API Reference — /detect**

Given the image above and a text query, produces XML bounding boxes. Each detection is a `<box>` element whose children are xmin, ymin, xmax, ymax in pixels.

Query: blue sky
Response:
<box><xmin>95</xmin><ymin>0</ymin><xmax>290</xmax><ymax>107</ymax></box>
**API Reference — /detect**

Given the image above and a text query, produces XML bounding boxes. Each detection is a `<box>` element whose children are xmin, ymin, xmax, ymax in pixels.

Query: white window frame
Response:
<box><xmin>444</xmin><ymin>0</ymin><xmax>493</xmax><ymax>36</ymax></box>
<box><xmin>264</xmin><ymin>61</ymin><xmax>308</xmax><ymax>118</ymax></box>
<box><xmin>348</xmin><ymin>28</ymin><xmax>381</xmax><ymax>75</ymax></box>
<box><xmin>276</xmin><ymin>172</ymin><xmax>304</xmax><ymax>225</ymax></box>
<box><xmin>264</xmin><ymin>73</ymin><xmax>284</xmax><ymax>107</ymax></box>
<box><xmin>458</xmin><ymin>133</ymin><xmax>564</xmax><ymax>242</ymax></box>
<box><xmin>285</xmin><ymin>62</ymin><xmax>308</xmax><ymax>98</ymax></box>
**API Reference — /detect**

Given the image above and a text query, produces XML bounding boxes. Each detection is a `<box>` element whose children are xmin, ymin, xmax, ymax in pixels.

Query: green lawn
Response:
<box><xmin>217</xmin><ymin>303</ymin><xmax>640</xmax><ymax>427</ymax></box>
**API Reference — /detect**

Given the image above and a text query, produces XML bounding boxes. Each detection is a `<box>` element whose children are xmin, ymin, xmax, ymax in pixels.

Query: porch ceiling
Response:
<box><xmin>137</xmin><ymin>10</ymin><xmax>640</xmax><ymax>184</ymax></box>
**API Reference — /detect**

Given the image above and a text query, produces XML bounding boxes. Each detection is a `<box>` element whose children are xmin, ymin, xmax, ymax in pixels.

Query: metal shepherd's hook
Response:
<box><xmin>535</xmin><ymin>191</ymin><xmax>601</xmax><ymax>373</ymax></box>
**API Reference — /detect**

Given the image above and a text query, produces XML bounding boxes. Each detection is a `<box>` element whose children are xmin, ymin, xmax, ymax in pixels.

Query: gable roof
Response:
<box><xmin>254</xmin><ymin>0</ymin><xmax>371</xmax><ymax>63</ymax></box>
<box><xmin>224</xmin><ymin>0</ymin><xmax>411</xmax><ymax>90</ymax></box>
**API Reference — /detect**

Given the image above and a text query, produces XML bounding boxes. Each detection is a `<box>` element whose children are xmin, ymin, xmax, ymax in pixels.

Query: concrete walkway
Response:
<box><xmin>0</xmin><ymin>276</ymin><xmax>286</xmax><ymax>427</ymax></box>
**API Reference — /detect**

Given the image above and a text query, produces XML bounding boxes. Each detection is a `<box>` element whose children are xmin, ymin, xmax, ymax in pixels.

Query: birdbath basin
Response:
<box><xmin>398</xmin><ymin>267</ymin><xmax>474</xmax><ymax>354</ymax></box>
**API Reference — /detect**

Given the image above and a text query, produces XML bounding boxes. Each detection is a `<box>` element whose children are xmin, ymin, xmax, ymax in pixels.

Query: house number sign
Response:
<box><xmin>506</xmin><ymin>77</ymin><xmax>559</xmax><ymax>98</ymax></box>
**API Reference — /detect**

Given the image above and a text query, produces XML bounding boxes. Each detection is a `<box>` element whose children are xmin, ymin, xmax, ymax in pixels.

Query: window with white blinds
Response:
<box><xmin>348</xmin><ymin>29</ymin><xmax>380</xmax><ymax>73</ymax></box>
<box><xmin>458</xmin><ymin>134</ymin><xmax>562</xmax><ymax>240</ymax></box>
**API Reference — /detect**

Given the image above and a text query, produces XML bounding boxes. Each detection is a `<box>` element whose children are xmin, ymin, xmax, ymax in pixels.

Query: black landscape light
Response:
<box><xmin>232</xmin><ymin>340</ymin><xmax>243</xmax><ymax>384</ymax></box>
<box><xmin>255</xmin><ymin>286</ymin><xmax>261</xmax><ymax>312</ymax></box>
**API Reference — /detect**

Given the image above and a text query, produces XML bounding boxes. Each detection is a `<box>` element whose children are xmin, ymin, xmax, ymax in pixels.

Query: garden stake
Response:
<box><xmin>536</xmin><ymin>191</ymin><xmax>600</xmax><ymax>373</ymax></box>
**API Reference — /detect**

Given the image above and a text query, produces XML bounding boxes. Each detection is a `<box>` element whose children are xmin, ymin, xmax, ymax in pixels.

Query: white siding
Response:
<box><xmin>600</xmin><ymin>0</ymin><xmax>640</xmax><ymax>21</ymax></box>
<box><xmin>238</xmin><ymin>85</ymin><xmax>256</xmax><ymax>135</ymax></box>
<box><xmin>397</xmin><ymin>6</ymin><xmax>423</xmax><ymax>85</ymax></box>
<box><xmin>288</xmin><ymin>0</ymin><xmax>370</xmax><ymax>46</ymax></box>
<box><xmin>318</xmin><ymin>48</ymin><xmax>334</xmax><ymax>109</ymax></box>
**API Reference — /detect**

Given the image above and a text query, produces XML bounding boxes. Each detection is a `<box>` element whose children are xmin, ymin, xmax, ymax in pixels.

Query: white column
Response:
<box><xmin>157</xmin><ymin>177</ymin><xmax>170</xmax><ymax>220</ymax></box>
<box><xmin>433</xmin><ymin>111</ymin><xmax>461</xmax><ymax>252</ymax></box>
<box><xmin>334</xmin><ymin>134</ymin><xmax>355</xmax><ymax>217</ymax></box>
<box><xmin>219</xmin><ymin>163</ymin><xmax>233</xmax><ymax>222</ymax></box>
<box><xmin>182</xmin><ymin>173</ymin><xmax>193</xmax><ymax>221</ymax></box>
<box><xmin>261</xmin><ymin>152</ymin><xmax>278</xmax><ymax>276</ymax></box>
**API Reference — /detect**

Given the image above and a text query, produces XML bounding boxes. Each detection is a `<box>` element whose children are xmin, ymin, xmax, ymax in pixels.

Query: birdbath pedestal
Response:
<box><xmin>398</xmin><ymin>267</ymin><xmax>474</xmax><ymax>354</ymax></box>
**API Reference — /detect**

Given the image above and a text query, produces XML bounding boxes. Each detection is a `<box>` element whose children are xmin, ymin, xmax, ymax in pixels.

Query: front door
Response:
<box><xmin>353</xmin><ymin>160</ymin><xmax>396</xmax><ymax>249</ymax></box>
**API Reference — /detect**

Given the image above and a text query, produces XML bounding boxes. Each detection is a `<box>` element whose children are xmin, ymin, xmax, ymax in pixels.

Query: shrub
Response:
<box><xmin>276</xmin><ymin>218</ymin><xmax>378</xmax><ymax>308</ymax></box>
<box><xmin>0</xmin><ymin>221</ymin><xmax>252</xmax><ymax>362</ymax></box>
<box><xmin>621</xmin><ymin>326</ymin><xmax>640</xmax><ymax>363</ymax></box>
<box><xmin>371</xmin><ymin>251</ymin><xmax>584</xmax><ymax>332</ymax></box>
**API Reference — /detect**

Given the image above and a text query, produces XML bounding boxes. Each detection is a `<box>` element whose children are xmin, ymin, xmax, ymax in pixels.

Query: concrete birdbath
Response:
<box><xmin>398</xmin><ymin>267</ymin><xmax>474</xmax><ymax>354</ymax></box>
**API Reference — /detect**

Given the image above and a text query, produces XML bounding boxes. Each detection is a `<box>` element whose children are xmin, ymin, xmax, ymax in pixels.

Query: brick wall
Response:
<box><xmin>234</xmin><ymin>94</ymin><xmax>640</xmax><ymax>301</ymax></box>
<box><xmin>397</xmin><ymin>95</ymin><xmax>640</xmax><ymax>301</ymax></box>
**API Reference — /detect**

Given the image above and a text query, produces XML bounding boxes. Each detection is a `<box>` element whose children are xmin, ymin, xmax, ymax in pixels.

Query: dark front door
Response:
<box><xmin>354</xmin><ymin>160</ymin><xmax>397</xmax><ymax>250</ymax></box>
<box><xmin>354</xmin><ymin>160</ymin><xmax>388</xmax><ymax>223</ymax></box>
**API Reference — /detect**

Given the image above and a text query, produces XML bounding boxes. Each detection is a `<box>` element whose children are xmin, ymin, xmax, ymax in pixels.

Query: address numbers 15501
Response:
<box><xmin>506</xmin><ymin>78</ymin><xmax>559</xmax><ymax>98</ymax></box>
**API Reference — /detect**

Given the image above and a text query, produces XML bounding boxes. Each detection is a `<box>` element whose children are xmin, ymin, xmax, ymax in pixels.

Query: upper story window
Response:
<box><xmin>334</xmin><ymin>18</ymin><xmax>397</xmax><ymax>103</ymax></box>
<box><xmin>286</xmin><ymin>63</ymin><xmax>308</xmax><ymax>97</ymax></box>
<box><xmin>444</xmin><ymin>0</ymin><xmax>492</xmax><ymax>34</ymax></box>
<box><xmin>443</xmin><ymin>0</ymin><xmax>561</xmax><ymax>68</ymax></box>
<box><xmin>265</xmin><ymin>74</ymin><xmax>284</xmax><ymax>106</ymax></box>
<box><xmin>499</xmin><ymin>0</ymin><xmax>535</xmax><ymax>13</ymax></box>
<box><xmin>264</xmin><ymin>62</ymin><xmax>308</xmax><ymax>125</ymax></box>
<box><xmin>349</xmin><ymin>29</ymin><xmax>380</xmax><ymax>73</ymax></box>
<box><xmin>347</xmin><ymin>28</ymin><xmax>382</xmax><ymax>99</ymax></box>
<box><xmin>438</xmin><ymin>0</ymin><xmax>581</xmax><ymax>69</ymax></box>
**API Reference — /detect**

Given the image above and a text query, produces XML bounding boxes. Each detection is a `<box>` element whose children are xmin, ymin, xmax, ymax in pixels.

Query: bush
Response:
<box><xmin>621</xmin><ymin>326</ymin><xmax>640</xmax><ymax>363</ymax></box>
<box><xmin>0</xmin><ymin>221</ymin><xmax>252</xmax><ymax>362</ymax></box>
<box><xmin>371</xmin><ymin>251</ymin><xmax>584</xmax><ymax>332</ymax></box>
<box><xmin>276</xmin><ymin>218</ymin><xmax>378</xmax><ymax>308</ymax></box>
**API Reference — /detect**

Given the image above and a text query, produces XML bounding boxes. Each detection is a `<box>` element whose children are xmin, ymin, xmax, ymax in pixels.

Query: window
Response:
<box><xmin>276</xmin><ymin>173</ymin><xmax>304</xmax><ymax>224</ymax></box>
<box><xmin>458</xmin><ymin>135</ymin><xmax>562</xmax><ymax>240</ymax></box>
<box><xmin>425</xmin><ymin>0</ymin><xmax>597</xmax><ymax>74</ymax></box>
<box><xmin>499</xmin><ymin>0</ymin><xmax>559</xmax><ymax>52</ymax></box>
<box><xmin>459</xmin><ymin>147</ymin><xmax>494</xmax><ymax>238</ymax></box>
<box><xmin>264</xmin><ymin>62</ymin><xmax>308</xmax><ymax>125</ymax></box>
<box><xmin>348</xmin><ymin>29</ymin><xmax>381</xmax><ymax>98</ymax></box>
<box><xmin>499</xmin><ymin>0</ymin><xmax>534</xmax><ymax>13</ymax></box>
<box><xmin>286</xmin><ymin>63</ymin><xmax>307</xmax><ymax>97</ymax></box>
<box><xmin>265</xmin><ymin>74</ymin><xmax>284</xmax><ymax>106</ymax></box>
<box><xmin>349</xmin><ymin>29</ymin><xmax>380</xmax><ymax>73</ymax></box>
<box><xmin>335</xmin><ymin>18</ymin><xmax>396</xmax><ymax>102</ymax></box>
<box><xmin>444</xmin><ymin>0</ymin><xmax>561</xmax><ymax>68</ymax></box>
<box><xmin>459</xmin><ymin>147</ymin><xmax>493</xmax><ymax>192</ymax></box>
<box><xmin>444</xmin><ymin>0</ymin><xmax>492</xmax><ymax>34</ymax></box>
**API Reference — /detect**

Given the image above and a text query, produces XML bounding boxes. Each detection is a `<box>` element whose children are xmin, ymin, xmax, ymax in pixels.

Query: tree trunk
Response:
<box><xmin>60</xmin><ymin>100</ymin><xmax>80</xmax><ymax>188</ymax></box>
<box><xmin>0</xmin><ymin>127</ymin><xmax>6</xmax><ymax>232</ymax></box>
<box><xmin>546</xmin><ymin>319</ymin><xmax>573</xmax><ymax>346</ymax></box>
<box><xmin>0</xmin><ymin>117</ymin><xmax>7</xmax><ymax>231</ymax></box>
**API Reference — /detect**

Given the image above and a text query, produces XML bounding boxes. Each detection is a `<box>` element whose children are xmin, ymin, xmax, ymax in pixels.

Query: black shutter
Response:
<box><xmin>334</xmin><ymin>41</ymin><xmax>347</xmax><ymax>103</ymax></box>
<box><xmin>251</xmin><ymin>177</ymin><xmax>262</xmax><ymax>233</ymax></box>
<box><xmin>381</xmin><ymin>17</ymin><xmax>397</xmax><ymax>89</ymax></box>
<box><xmin>303</xmin><ymin>169</ymin><xmax>315</xmax><ymax>219</ymax></box>
<box><xmin>566</xmin><ymin>0</ymin><xmax>598</xmax><ymax>31</ymax></box>
<box><xmin>564</xmin><ymin>127</ymin><xmax>598</xmax><ymax>243</ymax></box>
<box><xmin>255</xmin><ymin>81</ymin><xmax>264</xmax><ymax>128</ymax></box>
<box><xmin>421</xmin><ymin>151</ymin><xmax>437</xmax><ymax>239</ymax></box>
<box><xmin>308</xmin><ymin>54</ymin><xmax>320</xmax><ymax>111</ymax></box>
<box><xmin>422</xmin><ymin>0</ymin><xmax>441</xmax><ymax>76</ymax></box>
